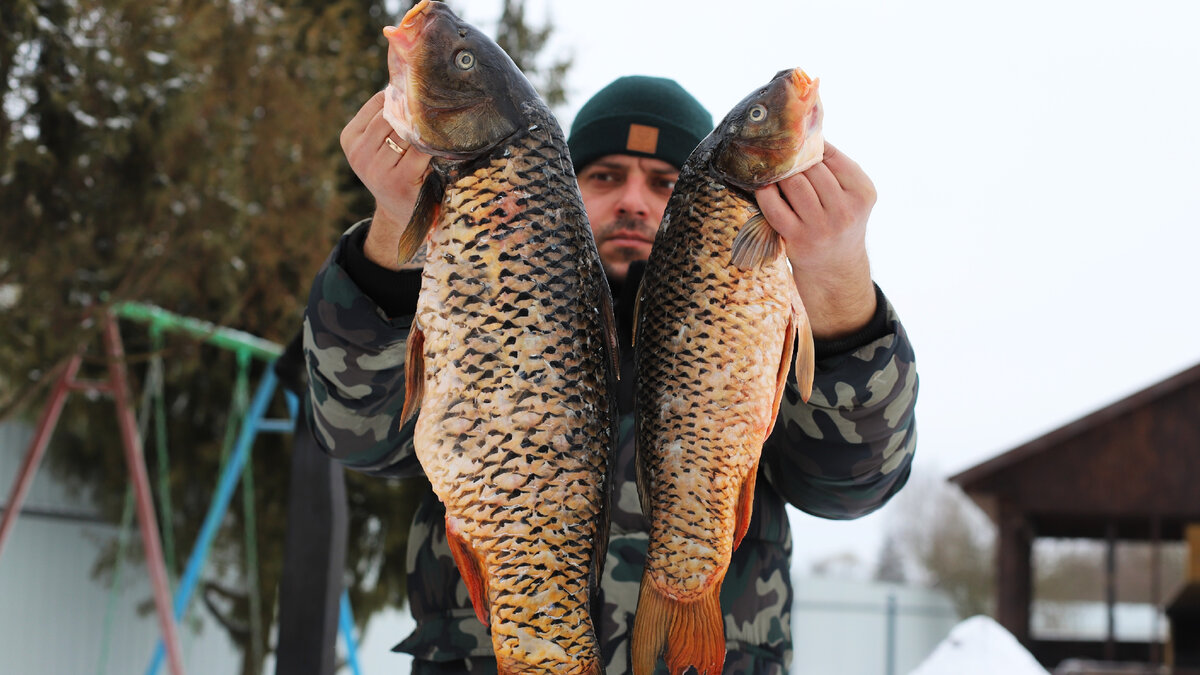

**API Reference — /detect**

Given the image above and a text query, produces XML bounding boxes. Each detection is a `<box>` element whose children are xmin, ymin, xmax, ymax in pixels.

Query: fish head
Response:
<box><xmin>382</xmin><ymin>0</ymin><xmax>538</xmax><ymax>160</ymax></box>
<box><xmin>710</xmin><ymin>68</ymin><xmax>824</xmax><ymax>190</ymax></box>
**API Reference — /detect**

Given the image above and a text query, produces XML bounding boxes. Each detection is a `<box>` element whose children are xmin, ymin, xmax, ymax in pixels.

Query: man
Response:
<box><xmin>303</xmin><ymin>76</ymin><xmax>917</xmax><ymax>674</ymax></box>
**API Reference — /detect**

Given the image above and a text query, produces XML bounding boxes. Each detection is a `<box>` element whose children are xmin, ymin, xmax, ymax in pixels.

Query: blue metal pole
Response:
<box><xmin>339</xmin><ymin>592</ymin><xmax>363</xmax><ymax>675</ymax></box>
<box><xmin>284</xmin><ymin>390</ymin><xmax>298</xmax><ymax>421</ymax></box>
<box><xmin>145</xmin><ymin>368</ymin><xmax>279</xmax><ymax>675</ymax></box>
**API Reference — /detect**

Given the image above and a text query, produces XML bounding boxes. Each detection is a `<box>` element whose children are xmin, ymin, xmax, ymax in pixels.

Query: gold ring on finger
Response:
<box><xmin>385</xmin><ymin>137</ymin><xmax>407</xmax><ymax>156</ymax></box>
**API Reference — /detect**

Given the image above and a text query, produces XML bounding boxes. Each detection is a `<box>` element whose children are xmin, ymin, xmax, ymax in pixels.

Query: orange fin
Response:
<box><xmin>792</xmin><ymin>298</ymin><xmax>816</xmax><ymax>403</ymax></box>
<box><xmin>396</xmin><ymin>171</ymin><xmax>444</xmax><ymax>264</ymax></box>
<box><xmin>765</xmin><ymin>312</ymin><xmax>797</xmax><ymax>441</ymax></box>
<box><xmin>632</xmin><ymin>575</ymin><xmax>726</xmax><ymax>675</ymax></box>
<box><xmin>398</xmin><ymin>319</ymin><xmax>425</xmax><ymax>428</ymax></box>
<box><xmin>733</xmin><ymin>462</ymin><xmax>759</xmax><ymax>553</ymax></box>
<box><xmin>445</xmin><ymin>517</ymin><xmax>490</xmax><ymax>626</ymax></box>
<box><xmin>730</xmin><ymin>212</ymin><xmax>782</xmax><ymax>271</ymax></box>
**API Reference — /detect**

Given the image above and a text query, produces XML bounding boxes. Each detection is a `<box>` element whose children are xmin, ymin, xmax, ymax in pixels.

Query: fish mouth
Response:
<box><xmin>381</xmin><ymin>2</ymin><xmax>438</xmax><ymax>147</ymax></box>
<box><xmin>788</xmin><ymin>68</ymin><xmax>817</xmax><ymax>101</ymax></box>
<box><xmin>390</xmin><ymin>0</ymin><xmax>434</xmax><ymax>50</ymax></box>
<box><xmin>772</xmin><ymin>67</ymin><xmax>824</xmax><ymax>181</ymax></box>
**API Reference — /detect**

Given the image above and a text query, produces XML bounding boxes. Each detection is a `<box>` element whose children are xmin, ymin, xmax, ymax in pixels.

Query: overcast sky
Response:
<box><xmin>443</xmin><ymin>0</ymin><xmax>1200</xmax><ymax>568</ymax></box>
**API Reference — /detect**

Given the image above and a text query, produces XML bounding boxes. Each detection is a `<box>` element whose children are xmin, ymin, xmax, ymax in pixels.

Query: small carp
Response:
<box><xmin>383</xmin><ymin>2</ymin><xmax>617</xmax><ymax>673</ymax></box>
<box><xmin>631</xmin><ymin>68</ymin><xmax>822</xmax><ymax>675</ymax></box>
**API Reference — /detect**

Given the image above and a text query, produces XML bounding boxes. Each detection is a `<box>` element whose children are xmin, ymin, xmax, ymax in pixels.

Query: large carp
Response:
<box><xmin>383</xmin><ymin>2</ymin><xmax>617</xmax><ymax>673</ymax></box>
<box><xmin>630</xmin><ymin>68</ymin><xmax>823</xmax><ymax>675</ymax></box>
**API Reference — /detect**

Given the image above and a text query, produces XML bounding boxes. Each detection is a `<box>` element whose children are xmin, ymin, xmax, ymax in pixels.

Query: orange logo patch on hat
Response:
<box><xmin>626</xmin><ymin>124</ymin><xmax>659</xmax><ymax>154</ymax></box>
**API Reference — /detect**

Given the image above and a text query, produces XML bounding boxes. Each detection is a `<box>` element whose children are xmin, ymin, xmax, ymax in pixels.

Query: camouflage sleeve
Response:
<box><xmin>760</xmin><ymin>285</ymin><xmax>918</xmax><ymax>520</ymax></box>
<box><xmin>301</xmin><ymin>219</ymin><xmax>424</xmax><ymax>478</ymax></box>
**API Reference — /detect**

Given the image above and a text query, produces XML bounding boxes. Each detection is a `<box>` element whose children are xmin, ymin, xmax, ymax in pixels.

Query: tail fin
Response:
<box><xmin>631</xmin><ymin>576</ymin><xmax>725</xmax><ymax>675</ymax></box>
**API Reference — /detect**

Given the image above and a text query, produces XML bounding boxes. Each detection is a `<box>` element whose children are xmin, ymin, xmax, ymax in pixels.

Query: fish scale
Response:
<box><xmin>412</xmin><ymin>116</ymin><xmax>614</xmax><ymax>674</ymax></box>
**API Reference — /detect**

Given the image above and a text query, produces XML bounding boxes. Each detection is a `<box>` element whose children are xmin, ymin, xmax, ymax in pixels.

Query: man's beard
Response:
<box><xmin>594</xmin><ymin>215</ymin><xmax>657</xmax><ymax>282</ymax></box>
<box><xmin>594</xmin><ymin>215</ymin><xmax>657</xmax><ymax>254</ymax></box>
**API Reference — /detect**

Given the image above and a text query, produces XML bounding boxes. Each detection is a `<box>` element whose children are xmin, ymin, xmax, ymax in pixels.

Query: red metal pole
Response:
<box><xmin>103</xmin><ymin>314</ymin><xmax>187</xmax><ymax>675</ymax></box>
<box><xmin>0</xmin><ymin>354</ymin><xmax>84</xmax><ymax>561</ymax></box>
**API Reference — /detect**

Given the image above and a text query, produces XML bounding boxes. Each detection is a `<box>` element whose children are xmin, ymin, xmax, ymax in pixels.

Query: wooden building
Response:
<box><xmin>951</xmin><ymin>362</ymin><xmax>1200</xmax><ymax>670</ymax></box>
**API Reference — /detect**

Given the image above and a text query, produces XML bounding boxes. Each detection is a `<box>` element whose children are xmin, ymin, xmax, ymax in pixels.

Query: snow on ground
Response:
<box><xmin>908</xmin><ymin>615</ymin><xmax>1048</xmax><ymax>675</ymax></box>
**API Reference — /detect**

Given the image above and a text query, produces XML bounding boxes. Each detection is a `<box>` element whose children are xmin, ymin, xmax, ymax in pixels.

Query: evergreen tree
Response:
<box><xmin>494</xmin><ymin>0</ymin><xmax>572</xmax><ymax>107</ymax></box>
<box><xmin>873</xmin><ymin>533</ymin><xmax>908</xmax><ymax>584</ymax></box>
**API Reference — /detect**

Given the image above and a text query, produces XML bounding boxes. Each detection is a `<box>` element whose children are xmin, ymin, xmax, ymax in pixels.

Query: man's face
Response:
<box><xmin>577</xmin><ymin>154</ymin><xmax>679</xmax><ymax>283</ymax></box>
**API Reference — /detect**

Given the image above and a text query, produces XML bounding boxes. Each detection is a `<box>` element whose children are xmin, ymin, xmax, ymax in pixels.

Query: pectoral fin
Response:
<box><xmin>396</xmin><ymin>171</ymin><xmax>444</xmax><ymax>264</ymax></box>
<box><xmin>445</xmin><ymin>518</ymin><xmax>490</xmax><ymax>626</ymax></box>
<box><xmin>792</xmin><ymin>299</ymin><xmax>816</xmax><ymax>403</ymax></box>
<box><xmin>730</xmin><ymin>213</ymin><xmax>782</xmax><ymax>271</ymax></box>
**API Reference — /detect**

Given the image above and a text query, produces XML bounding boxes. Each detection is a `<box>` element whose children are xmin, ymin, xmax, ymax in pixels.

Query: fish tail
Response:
<box><xmin>631</xmin><ymin>575</ymin><xmax>725</xmax><ymax>675</ymax></box>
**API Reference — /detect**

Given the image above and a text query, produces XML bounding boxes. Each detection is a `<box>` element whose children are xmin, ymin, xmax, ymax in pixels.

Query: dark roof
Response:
<box><xmin>948</xmin><ymin>361</ymin><xmax>1200</xmax><ymax>539</ymax></box>
<box><xmin>951</xmin><ymin>361</ymin><xmax>1200</xmax><ymax>490</ymax></box>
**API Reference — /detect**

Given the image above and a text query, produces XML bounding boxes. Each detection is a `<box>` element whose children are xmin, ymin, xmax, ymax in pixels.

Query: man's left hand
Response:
<box><xmin>755</xmin><ymin>142</ymin><xmax>878</xmax><ymax>340</ymax></box>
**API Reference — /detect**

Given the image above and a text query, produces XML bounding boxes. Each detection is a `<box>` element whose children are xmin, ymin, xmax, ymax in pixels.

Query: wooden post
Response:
<box><xmin>997</xmin><ymin>503</ymin><xmax>1033</xmax><ymax>644</ymax></box>
<box><xmin>1105</xmin><ymin>521</ymin><xmax>1117</xmax><ymax>661</ymax></box>
<box><xmin>1151</xmin><ymin>516</ymin><xmax>1161</xmax><ymax>665</ymax></box>
<box><xmin>1187</xmin><ymin>524</ymin><xmax>1200</xmax><ymax>582</ymax></box>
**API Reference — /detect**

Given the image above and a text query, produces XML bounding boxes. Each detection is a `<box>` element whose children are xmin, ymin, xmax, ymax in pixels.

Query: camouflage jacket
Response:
<box><xmin>302</xmin><ymin>221</ymin><xmax>918</xmax><ymax>674</ymax></box>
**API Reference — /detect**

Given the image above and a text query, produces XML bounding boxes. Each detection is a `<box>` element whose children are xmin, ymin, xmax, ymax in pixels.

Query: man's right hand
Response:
<box><xmin>340</xmin><ymin>91</ymin><xmax>433</xmax><ymax>271</ymax></box>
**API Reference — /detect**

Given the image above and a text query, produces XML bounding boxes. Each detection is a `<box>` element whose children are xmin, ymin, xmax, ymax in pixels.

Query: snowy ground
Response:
<box><xmin>909</xmin><ymin>616</ymin><xmax>1049</xmax><ymax>675</ymax></box>
<box><xmin>347</xmin><ymin>611</ymin><xmax>1043</xmax><ymax>675</ymax></box>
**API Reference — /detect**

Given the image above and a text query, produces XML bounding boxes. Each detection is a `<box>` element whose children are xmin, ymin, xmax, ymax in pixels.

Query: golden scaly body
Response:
<box><xmin>413</xmin><ymin>126</ymin><xmax>614</xmax><ymax>674</ymax></box>
<box><xmin>635</xmin><ymin>170</ymin><xmax>795</xmax><ymax>599</ymax></box>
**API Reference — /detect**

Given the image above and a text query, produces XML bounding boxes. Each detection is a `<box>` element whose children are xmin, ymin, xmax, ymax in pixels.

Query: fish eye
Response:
<box><xmin>455</xmin><ymin>50</ymin><xmax>475</xmax><ymax>70</ymax></box>
<box><xmin>748</xmin><ymin>104</ymin><xmax>767</xmax><ymax>122</ymax></box>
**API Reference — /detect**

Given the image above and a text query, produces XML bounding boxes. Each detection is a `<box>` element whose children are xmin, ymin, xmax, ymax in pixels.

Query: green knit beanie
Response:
<box><xmin>568</xmin><ymin>75</ymin><xmax>713</xmax><ymax>173</ymax></box>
